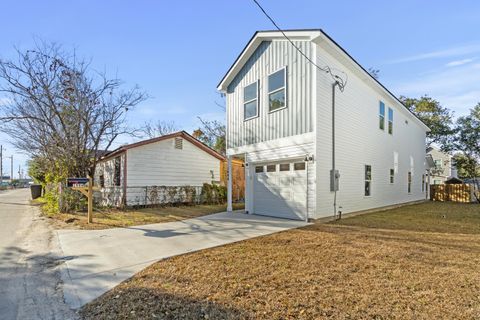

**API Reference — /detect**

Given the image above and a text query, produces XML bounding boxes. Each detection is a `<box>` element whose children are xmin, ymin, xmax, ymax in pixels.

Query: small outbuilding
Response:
<box><xmin>95</xmin><ymin>131</ymin><xmax>227</xmax><ymax>207</ymax></box>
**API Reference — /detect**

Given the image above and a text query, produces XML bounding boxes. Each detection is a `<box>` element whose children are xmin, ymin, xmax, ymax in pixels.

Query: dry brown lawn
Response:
<box><xmin>47</xmin><ymin>203</ymin><xmax>245</xmax><ymax>230</ymax></box>
<box><xmin>81</xmin><ymin>202</ymin><xmax>480</xmax><ymax>320</ymax></box>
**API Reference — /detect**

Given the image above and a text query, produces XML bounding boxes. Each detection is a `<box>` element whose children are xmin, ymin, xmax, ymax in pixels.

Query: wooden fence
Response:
<box><xmin>430</xmin><ymin>184</ymin><xmax>472</xmax><ymax>203</ymax></box>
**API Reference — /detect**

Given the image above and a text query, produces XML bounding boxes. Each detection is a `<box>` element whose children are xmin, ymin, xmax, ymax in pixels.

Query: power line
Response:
<box><xmin>251</xmin><ymin>0</ymin><xmax>347</xmax><ymax>91</ymax></box>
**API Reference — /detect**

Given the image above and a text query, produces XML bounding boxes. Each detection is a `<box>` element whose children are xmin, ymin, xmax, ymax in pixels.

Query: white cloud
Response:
<box><xmin>393</xmin><ymin>62</ymin><xmax>480</xmax><ymax>116</ymax></box>
<box><xmin>445</xmin><ymin>58</ymin><xmax>475</xmax><ymax>67</ymax></box>
<box><xmin>388</xmin><ymin>44</ymin><xmax>480</xmax><ymax>64</ymax></box>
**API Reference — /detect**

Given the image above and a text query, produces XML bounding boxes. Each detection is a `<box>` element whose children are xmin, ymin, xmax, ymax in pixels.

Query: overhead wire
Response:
<box><xmin>251</xmin><ymin>0</ymin><xmax>348</xmax><ymax>91</ymax></box>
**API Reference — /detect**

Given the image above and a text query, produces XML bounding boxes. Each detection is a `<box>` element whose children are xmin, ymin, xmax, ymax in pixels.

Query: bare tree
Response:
<box><xmin>0</xmin><ymin>41</ymin><xmax>147</xmax><ymax>179</ymax></box>
<box><xmin>141</xmin><ymin>120</ymin><xmax>178</xmax><ymax>138</ymax></box>
<box><xmin>193</xmin><ymin>117</ymin><xmax>226</xmax><ymax>155</ymax></box>
<box><xmin>368</xmin><ymin>67</ymin><xmax>380</xmax><ymax>79</ymax></box>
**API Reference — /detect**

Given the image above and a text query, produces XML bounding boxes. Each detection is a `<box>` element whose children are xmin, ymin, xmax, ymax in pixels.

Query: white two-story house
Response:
<box><xmin>219</xmin><ymin>30</ymin><xmax>430</xmax><ymax>221</ymax></box>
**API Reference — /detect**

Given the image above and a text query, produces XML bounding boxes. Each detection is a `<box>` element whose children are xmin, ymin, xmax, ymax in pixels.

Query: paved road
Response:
<box><xmin>59</xmin><ymin>212</ymin><xmax>308</xmax><ymax>308</ymax></box>
<box><xmin>0</xmin><ymin>189</ymin><xmax>77</xmax><ymax>320</ymax></box>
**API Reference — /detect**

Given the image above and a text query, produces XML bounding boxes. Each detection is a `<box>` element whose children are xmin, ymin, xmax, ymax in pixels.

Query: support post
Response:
<box><xmin>87</xmin><ymin>176</ymin><xmax>93</xmax><ymax>223</ymax></box>
<box><xmin>227</xmin><ymin>156</ymin><xmax>233</xmax><ymax>212</ymax></box>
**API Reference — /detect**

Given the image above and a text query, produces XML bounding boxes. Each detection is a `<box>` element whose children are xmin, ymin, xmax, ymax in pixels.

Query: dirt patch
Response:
<box><xmin>81</xmin><ymin>202</ymin><xmax>480</xmax><ymax>319</ymax></box>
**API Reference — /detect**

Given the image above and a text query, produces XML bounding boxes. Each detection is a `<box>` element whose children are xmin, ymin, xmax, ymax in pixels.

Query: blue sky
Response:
<box><xmin>1</xmin><ymin>0</ymin><xmax>480</xmax><ymax>177</ymax></box>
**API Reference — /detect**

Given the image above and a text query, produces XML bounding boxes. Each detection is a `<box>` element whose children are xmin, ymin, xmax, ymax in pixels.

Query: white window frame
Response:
<box><xmin>268</xmin><ymin>67</ymin><xmax>287</xmax><ymax>113</ymax></box>
<box><xmin>379</xmin><ymin>101</ymin><xmax>385</xmax><ymax>131</ymax></box>
<box><xmin>388</xmin><ymin>107</ymin><xmax>393</xmax><ymax>134</ymax></box>
<box><xmin>243</xmin><ymin>80</ymin><xmax>259</xmax><ymax>121</ymax></box>
<box><xmin>364</xmin><ymin>165</ymin><xmax>372</xmax><ymax>197</ymax></box>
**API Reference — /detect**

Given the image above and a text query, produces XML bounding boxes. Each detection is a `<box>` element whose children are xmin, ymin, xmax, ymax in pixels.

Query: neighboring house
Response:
<box><xmin>95</xmin><ymin>131</ymin><xmax>225</xmax><ymax>207</ymax></box>
<box><xmin>426</xmin><ymin>146</ymin><xmax>452</xmax><ymax>184</ymax></box>
<box><xmin>218</xmin><ymin>29</ymin><xmax>430</xmax><ymax>221</ymax></box>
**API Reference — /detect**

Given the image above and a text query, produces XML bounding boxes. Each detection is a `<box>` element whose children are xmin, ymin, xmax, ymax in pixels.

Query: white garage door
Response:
<box><xmin>252</xmin><ymin>161</ymin><xmax>307</xmax><ymax>221</ymax></box>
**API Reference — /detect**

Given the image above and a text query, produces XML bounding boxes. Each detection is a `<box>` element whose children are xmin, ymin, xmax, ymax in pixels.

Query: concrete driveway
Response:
<box><xmin>57</xmin><ymin>212</ymin><xmax>308</xmax><ymax>309</ymax></box>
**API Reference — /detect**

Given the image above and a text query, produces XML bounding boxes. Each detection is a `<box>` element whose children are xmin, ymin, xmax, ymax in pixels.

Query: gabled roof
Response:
<box><xmin>100</xmin><ymin>131</ymin><xmax>226</xmax><ymax>161</ymax></box>
<box><xmin>217</xmin><ymin>29</ymin><xmax>430</xmax><ymax>132</ymax></box>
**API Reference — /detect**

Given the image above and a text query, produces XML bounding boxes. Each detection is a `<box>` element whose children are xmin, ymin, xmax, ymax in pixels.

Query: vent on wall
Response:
<box><xmin>175</xmin><ymin>137</ymin><xmax>183</xmax><ymax>150</ymax></box>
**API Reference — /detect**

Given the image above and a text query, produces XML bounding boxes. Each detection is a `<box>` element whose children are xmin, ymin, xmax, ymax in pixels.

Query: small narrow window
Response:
<box><xmin>99</xmin><ymin>174</ymin><xmax>105</xmax><ymax>188</ymax></box>
<box><xmin>279</xmin><ymin>163</ymin><xmax>290</xmax><ymax>171</ymax></box>
<box><xmin>244</xmin><ymin>81</ymin><xmax>258</xmax><ymax>120</ymax></box>
<box><xmin>114</xmin><ymin>157</ymin><xmax>121</xmax><ymax>186</ymax></box>
<box><xmin>365</xmin><ymin>165</ymin><xmax>372</xmax><ymax>196</ymax></box>
<box><xmin>175</xmin><ymin>137</ymin><xmax>183</xmax><ymax>149</ymax></box>
<box><xmin>422</xmin><ymin>174</ymin><xmax>425</xmax><ymax>192</ymax></box>
<box><xmin>255</xmin><ymin>166</ymin><xmax>264</xmax><ymax>173</ymax></box>
<box><xmin>379</xmin><ymin>101</ymin><xmax>385</xmax><ymax>130</ymax></box>
<box><xmin>268</xmin><ymin>68</ymin><xmax>286</xmax><ymax>112</ymax></box>
<box><xmin>266</xmin><ymin>164</ymin><xmax>276</xmax><ymax>172</ymax></box>
<box><xmin>294</xmin><ymin>162</ymin><xmax>305</xmax><ymax>171</ymax></box>
<box><xmin>390</xmin><ymin>169</ymin><xmax>394</xmax><ymax>184</ymax></box>
<box><xmin>408</xmin><ymin>172</ymin><xmax>412</xmax><ymax>193</ymax></box>
<box><xmin>388</xmin><ymin>108</ymin><xmax>393</xmax><ymax>134</ymax></box>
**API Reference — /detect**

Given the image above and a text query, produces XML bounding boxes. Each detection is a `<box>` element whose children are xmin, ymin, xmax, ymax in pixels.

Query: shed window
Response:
<box><xmin>114</xmin><ymin>157</ymin><xmax>121</xmax><ymax>187</ymax></box>
<box><xmin>388</xmin><ymin>108</ymin><xmax>393</xmax><ymax>134</ymax></box>
<box><xmin>175</xmin><ymin>137</ymin><xmax>183</xmax><ymax>150</ymax></box>
<box><xmin>244</xmin><ymin>81</ymin><xmax>258</xmax><ymax>120</ymax></box>
<box><xmin>294</xmin><ymin>162</ymin><xmax>305</xmax><ymax>171</ymax></box>
<box><xmin>255</xmin><ymin>166</ymin><xmax>264</xmax><ymax>173</ymax></box>
<box><xmin>268</xmin><ymin>68</ymin><xmax>286</xmax><ymax>112</ymax></box>
<box><xmin>266</xmin><ymin>164</ymin><xmax>276</xmax><ymax>172</ymax></box>
<box><xmin>390</xmin><ymin>168</ymin><xmax>394</xmax><ymax>184</ymax></box>
<box><xmin>408</xmin><ymin>172</ymin><xmax>412</xmax><ymax>193</ymax></box>
<box><xmin>365</xmin><ymin>165</ymin><xmax>372</xmax><ymax>196</ymax></box>
<box><xmin>279</xmin><ymin>163</ymin><xmax>290</xmax><ymax>171</ymax></box>
<box><xmin>379</xmin><ymin>101</ymin><xmax>385</xmax><ymax>130</ymax></box>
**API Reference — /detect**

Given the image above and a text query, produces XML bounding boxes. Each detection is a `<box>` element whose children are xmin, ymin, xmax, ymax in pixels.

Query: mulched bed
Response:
<box><xmin>81</xmin><ymin>202</ymin><xmax>480</xmax><ymax>319</ymax></box>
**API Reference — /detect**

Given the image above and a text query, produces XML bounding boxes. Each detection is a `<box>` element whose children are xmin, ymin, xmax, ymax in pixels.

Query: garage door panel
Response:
<box><xmin>252</xmin><ymin>161</ymin><xmax>307</xmax><ymax>221</ymax></box>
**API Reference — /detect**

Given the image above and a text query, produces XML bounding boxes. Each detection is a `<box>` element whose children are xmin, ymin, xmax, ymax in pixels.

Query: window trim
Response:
<box><xmin>379</xmin><ymin>101</ymin><xmax>385</xmax><ymax>131</ymax></box>
<box><xmin>388</xmin><ymin>107</ymin><xmax>393</xmax><ymax>134</ymax></box>
<box><xmin>364</xmin><ymin>165</ymin><xmax>372</xmax><ymax>197</ymax></box>
<box><xmin>243</xmin><ymin>80</ymin><xmax>259</xmax><ymax>121</ymax></box>
<box><xmin>407</xmin><ymin>171</ymin><xmax>412</xmax><ymax>194</ymax></box>
<box><xmin>268</xmin><ymin>67</ymin><xmax>287</xmax><ymax>113</ymax></box>
<box><xmin>266</xmin><ymin>164</ymin><xmax>276</xmax><ymax>172</ymax></box>
<box><xmin>389</xmin><ymin>168</ymin><xmax>395</xmax><ymax>184</ymax></box>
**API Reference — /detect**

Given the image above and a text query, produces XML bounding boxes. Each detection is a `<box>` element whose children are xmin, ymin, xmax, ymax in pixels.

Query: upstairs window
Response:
<box><xmin>114</xmin><ymin>157</ymin><xmax>121</xmax><ymax>186</ymax></box>
<box><xmin>365</xmin><ymin>165</ymin><xmax>372</xmax><ymax>196</ymax></box>
<box><xmin>379</xmin><ymin>101</ymin><xmax>385</xmax><ymax>130</ymax></box>
<box><xmin>268</xmin><ymin>68</ymin><xmax>286</xmax><ymax>112</ymax></box>
<box><xmin>388</xmin><ymin>107</ymin><xmax>393</xmax><ymax>134</ymax></box>
<box><xmin>244</xmin><ymin>81</ymin><xmax>258</xmax><ymax>120</ymax></box>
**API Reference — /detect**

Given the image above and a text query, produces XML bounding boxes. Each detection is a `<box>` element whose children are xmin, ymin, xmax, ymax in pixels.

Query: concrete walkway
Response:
<box><xmin>57</xmin><ymin>212</ymin><xmax>308</xmax><ymax>308</ymax></box>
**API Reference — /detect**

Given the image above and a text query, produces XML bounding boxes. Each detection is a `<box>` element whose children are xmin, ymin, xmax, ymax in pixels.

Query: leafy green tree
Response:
<box><xmin>452</xmin><ymin>153</ymin><xmax>479</xmax><ymax>178</ymax></box>
<box><xmin>399</xmin><ymin>95</ymin><xmax>454</xmax><ymax>148</ymax></box>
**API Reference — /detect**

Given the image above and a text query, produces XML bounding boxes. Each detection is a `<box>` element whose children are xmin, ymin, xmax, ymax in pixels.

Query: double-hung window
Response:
<box><xmin>365</xmin><ymin>165</ymin><xmax>372</xmax><ymax>196</ymax></box>
<box><xmin>388</xmin><ymin>107</ymin><xmax>393</xmax><ymax>134</ymax></box>
<box><xmin>268</xmin><ymin>68</ymin><xmax>286</xmax><ymax>112</ymax></box>
<box><xmin>244</xmin><ymin>81</ymin><xmax>259</xmax><ymax>120</ymax></box>
<box><xmin>390</xmin><ymin>169</ymin><xmax>394</xmax><ymax>184</ymax></box>
<box><xmin>379</xmin><ymin>101</ymin><xmax>385</xmax><ymax>130</ymax></box>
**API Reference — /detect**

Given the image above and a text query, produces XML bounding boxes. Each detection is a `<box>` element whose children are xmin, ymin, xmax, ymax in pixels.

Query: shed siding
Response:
<box><xmin>226</xmin><ymin>40</ymin><xmax>314</xmax><ymax>149</ymax></box>
<box><xmin>314</xmin><ymin>44</ymin><xmax>427</xmax><ymax>217</ymax></box>
<box><xmin>126</xmin><ymin>138</ymin><xmax>221</xmax><ymax>187</ymax></box>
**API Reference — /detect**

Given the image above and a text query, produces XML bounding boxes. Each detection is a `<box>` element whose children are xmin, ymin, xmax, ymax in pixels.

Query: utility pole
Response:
<box><xmin>8</xmin><ymin>155</ymin><xmax>13</xmax><ymax>182</ymax></box>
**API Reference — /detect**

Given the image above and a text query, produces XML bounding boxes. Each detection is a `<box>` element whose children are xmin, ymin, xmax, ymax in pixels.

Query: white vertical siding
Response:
<box><xmin>314</xmin><ymin>43</ymin><xmax>427</xmax><ymax>218</ymax></box>
<box><xmin>226</xmin><ymin>40</ymin><xmax>314</xmax><ymax>149</ymax></box>
<box><xmin>126</xmin><ymin>138</ymin><xmax>221</xmax><ymax>187</ymax></box>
